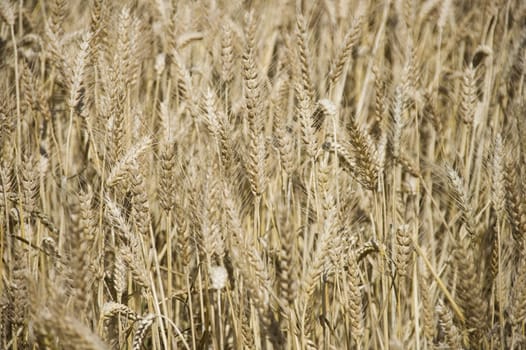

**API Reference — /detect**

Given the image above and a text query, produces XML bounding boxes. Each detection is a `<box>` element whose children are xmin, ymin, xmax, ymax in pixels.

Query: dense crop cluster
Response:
<box><xmin>1</xmin><ymin>0</ymin><xmax>526</xmax><ymax>349</ymax></box>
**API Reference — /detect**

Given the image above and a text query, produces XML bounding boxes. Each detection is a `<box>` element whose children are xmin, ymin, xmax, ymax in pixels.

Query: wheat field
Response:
<box><xmin>0</xmin><ymin>0</ymin><xmax>525</xmax><ymax>349</ymax></box>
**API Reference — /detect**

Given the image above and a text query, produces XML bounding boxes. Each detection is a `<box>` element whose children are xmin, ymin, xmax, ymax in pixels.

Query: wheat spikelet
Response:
<box><xmin>295</xmin><ymin>14</ymin><xmax>315</xmax><ymax>103</ymax></box>
<box><xmin>106</xmin><ymin>79</ymin><xmax>126</xmax><ymax>163</ymax></box>
<box><xmin>446</xmin><ymin>165</ymin><xmax>475</xmax><ymax>239</ymax></box>
<box><xmin>372</xmin><ymin>66</ymin><xmax>389</xmax><ymax>136</ymax></box>
<box><xmin>506</xmin><ymin>27</ymin><xmax>526</xmax><ymax>99</ymax></box>
<box><xmin>275</xmin><ymin>115</ymin><xmax>296</xmax><ymax>176</ymax></box>
<box><xmin>129</xmin><ymin>161</ymin><xmax>152</xmax><ymax>237</ymax></box>
<box><xmin>437</xmin><ymin>0</ymin><xmax>452</xmax><ymax>32</ymax></box>
<box><xmin>224</xmin><ymin>185</ymin><xmax>271</xmax><ymax>308</ymax></box>
<box><xmin>418</xmin><ymin>263</ymin><xmax>436</xmax><ymax>344</ymax></box>
<box><xmin>347</xmin><ymin>250</ymin><xmax>363</xmax><ymax>344</ymax></box>
<box><xmin>132</xmin><ymin>314</ymin><xmax>155</xmax><ymax>350</ymax></box>
<box><xmin>202</xmin><ymin>88</ymin><xmax>222</xmax><ymax>140</ymax></box>
<box><xmin>44</xmin><ymin>25</ymin><xmax>74</xmax><ymax>90</ymax></box>
<box><xmin>198</xmin><ymin>165</ymin><xmax>225</xmax><ymax>266</ymax></box>
<box><xmin>437</xmin><ymin>300</ymin><xmax>463</xmax><ymax>349</ymax></box>
<box><xmin>113</xmin><ymin>246</ymin><xmax>127</xmax><ymax>301</ymax></box>
<box><xmin>322</xmin><ymin>139</ymin><xmax>355</xmax><ymax>172</ymax></box>
<box><xmin>492</xmin><ymin>134</ymin><xmax>505</xmax><ymax>214</ymax></box>
<box><xmin>170</xmin><ymin>49</ymin><xmax>194</xmax><ymax>114</ymax></box>
<box><xmin>316</xmin><ymin>153</ymin><xmax>332</xmax><ymax>211</ymax></box>
<box><xmin>18</xmin><ymin>153</ymin><xmax>39</xmax><ymax>212</ymax></box>
<box><xmin>273</xmin><ymin>75</ymin><xmax>296</xmax><ymax>175</ymax></box>
<box><xmin>394</xmin><ymin>224</ymin><xmax>412</xmax><ymax>278</ymax></box>
<box><xmin>176</xmin><ymin>31</ymin><xmax>203</xmax><ymax>50</ymax></box>
<box><xmin>351</xmin><ymin>130</ymin><xmax>380</xmax><ymax>190</ymax></box>
<box><xmin>115</xmin><ymin>7</ymin><xmax>140</xmax><ymax>90</ymax></box>
<box><xmin>49</xmin><ymin>0</ymin><xmax>67</xmax><ymax>37</ymax></box>
<box><xmin>277</xmin><ymin>233</ymin><xmax>297</xmax><ymax>309</ymax></box>
<box><xmin>1</xmin><ymin>241</ymin><xmax>29</xmax><ymax>345</ymax></box>
<box><xmin>0</xmin><ymin>91</ymin><xmax>16</xmax><ymax>152</ymax></box>
<box><xmin>157</xmin><ymin>98</ymin><xmax>179</xmax><ymax>212</ymax></box>
<box><xmin>296</xmin><ymin>82</ymin><xmax>317</xmax><ymax>160</ymax></box>
<box><xmin>453</xmin><ymin>244</ymin><xmax>487</xmax><ymax>347</ymax></box>
<box><xmin>504</xmin><ymin>155</ymin><xmax>526</xmax><ymax>247</ymax></box>
<box><xmin>30</xmin><ymin>275</ymin><xmax>108</xmax><ymax>350</ymax></box>
<box><xmin>89</xmin><ymin>0</ymin><xmax>105</xmax><ymax>33</ymax></box>
<box><xmin>106</xmin><ymin>136</ymin><xmax>151</xmax><ymax>186</ymax></box>
<box><xmin>223</xmin><ymin>179</ymin><xmax>283</xmax><ymax>345</ymax></box>
<box><xmin>511</xmin><ymin>250</ymin><xmax>526</xmax><ymax>326</ymax></box>
<box><xmin>391</xmin><ymin>84</ymin><xmax>405</xmax><ymax>161</ymax></box>
<box><xmin>241</xmin><ymin>12</ymin><xmax>268</xmax><ymax>197</ymax></box>
<box><xmin>0</xmin><ymin>0</ymin><xmax>14</xmax><ymax>27</ymax></box>
<box><xmin>102</xmin><ymin>302</ymin><xmax>138</xmax><ymax>321</ymax></box>
<box><xmin>459</xmin><ymin>64</ymin><xmax>477</xmax><ymax>125</ymax></box>
<box><xmin>328</xmin><ymin>14</ymin><xmax>362</xmax><ymax>88</ymax></box>
<box><xmin>104</xmin><ymin>195</ymin><xmax>150</xmax><ymax>290</ymax></box>
<box><xmin>68</xmin><ymin>32</ymin><xmax>91</xmax><ymax>112</ymax></box>
<box><xmin>122</xmin><ymin>246</ymin><xmax>150</xmax><ymax>292</ymax></box>
<box><xmin>300</xmin><ymin>201</ymin><xmax>338</xmax><ymax>301</ymax></box>
<box><xmin>221</xmin><ymin>22</ymin><xmax>235</xmax><ymax>85</ymax></box>
<box><xmin>68</xmin><ymin>187</ymin><xmax>97</xmax><ymax>313</ymax></box>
